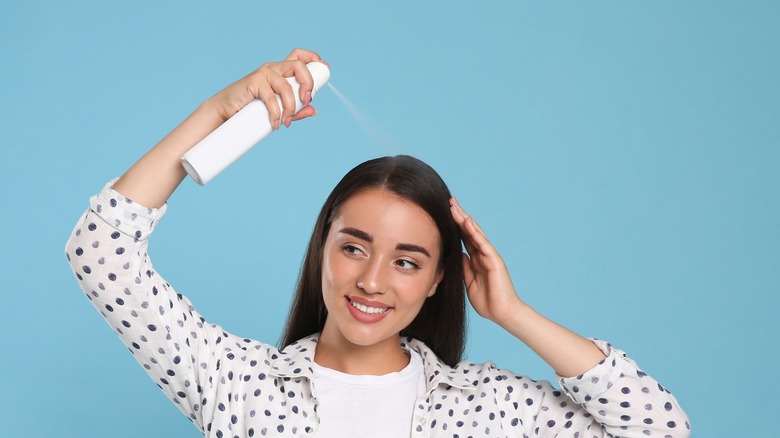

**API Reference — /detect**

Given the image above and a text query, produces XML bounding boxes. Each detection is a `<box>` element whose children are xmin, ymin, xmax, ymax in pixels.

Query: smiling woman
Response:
<box><xmin>318</xmin><ymin>185</ymin><xmax>445</xmax><ymax>374</ymax></box>
<box><xmin>64</xmin><ymin>49</ymin><xmax>690</xmax><ymax>437</ymax></box>
<box><xmin>283</xmin><ymin>156</ymin><xmax>466</xmax><ymax>376</ymax></box>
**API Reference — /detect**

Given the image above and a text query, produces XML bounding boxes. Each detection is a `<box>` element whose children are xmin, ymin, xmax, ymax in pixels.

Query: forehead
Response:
<box><xmin>331</xmin><ymin>188</ymin><xmax>441</xmax><ymax>249</ymax></box>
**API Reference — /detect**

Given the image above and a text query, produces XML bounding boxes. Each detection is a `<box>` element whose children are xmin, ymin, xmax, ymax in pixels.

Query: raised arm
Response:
<box><xmin>449</xmin><ymin>197</ymin><xmax>690</xmax><ymax>437</ymax></box>
<box><xmin>449</xmin><ymin>197</ymin><xmax>605</xmax><ymax>377</ymax></box>
<box><xmin>65</xmin><ymin>49</ymin><xmax>329</xmax><ymax>434</ymax></box>
<box><xmin>113</xmin><ymin>48</ymin><xmax>327</xmax><ymax>208</ymax></box>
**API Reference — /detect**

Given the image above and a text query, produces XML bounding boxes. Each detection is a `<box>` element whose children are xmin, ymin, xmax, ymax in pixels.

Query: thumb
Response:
<box><xmin>291</xmin><ymin>105</ymin><xmax>317</xmax><ymax>121</ymax></box>
<box><xmin>462</xmin><ymin>252</ymin><xmax>476</xmax><ymax>290</ymax></box>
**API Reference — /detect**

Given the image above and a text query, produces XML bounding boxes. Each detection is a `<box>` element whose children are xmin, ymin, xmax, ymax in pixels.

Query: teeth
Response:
<box><xmin>349</xmin><ymin>299</ymin><xmax>389</xmax><ymax>314</ymax></box>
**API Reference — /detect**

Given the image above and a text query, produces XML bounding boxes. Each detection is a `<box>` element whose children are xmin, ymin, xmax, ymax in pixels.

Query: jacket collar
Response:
<box><xmin>268</xmin><ymin>335</ymin><xmax>320</xmax><ymax>380</ymax></box>
<box><xmin>270</xmin><ymin>334</ymin><xmax>475</xmax><ymax>392</ymax></box>
<box><xmin>400</xmin><ymin>337</ymin><xmax>476</xmax><ymax>392</ymax></box>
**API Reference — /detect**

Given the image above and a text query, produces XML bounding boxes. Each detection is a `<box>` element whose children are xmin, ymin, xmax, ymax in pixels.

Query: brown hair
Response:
<box><xmin>280</xmin><ymin>155</ymin><xmax>466</xmax><ymax>366</ymax></box>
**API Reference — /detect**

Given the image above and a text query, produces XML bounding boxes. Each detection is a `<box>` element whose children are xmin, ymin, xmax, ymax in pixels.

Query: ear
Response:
<box><xmin>427</xmin><ymin>270</ymin><xmax>444</xmax><ymax>297</ymax></box>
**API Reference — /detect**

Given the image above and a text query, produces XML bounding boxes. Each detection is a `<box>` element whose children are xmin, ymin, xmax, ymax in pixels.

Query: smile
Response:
<box><xmin>348</xmin><ymin>298</ymin><xmax>390</xmax><ymax>314</ymax></box>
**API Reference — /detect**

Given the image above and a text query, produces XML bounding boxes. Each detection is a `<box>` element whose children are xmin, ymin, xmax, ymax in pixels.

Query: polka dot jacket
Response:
<box><xmin>65</xmin><ymin>181</ymin><xmax>690</xmax><ymax>438</ymax></box>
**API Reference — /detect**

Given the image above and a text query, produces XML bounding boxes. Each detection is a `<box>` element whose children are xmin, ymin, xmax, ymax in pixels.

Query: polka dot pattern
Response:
<box><xmin>65</xmin><ymin>182</ymin><xmax>690</xmax><ymax>437</ymax></box>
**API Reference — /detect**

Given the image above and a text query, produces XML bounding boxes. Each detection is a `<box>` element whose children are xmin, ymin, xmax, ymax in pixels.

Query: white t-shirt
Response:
<box><xmin>311</xmin><ymin>349</ymin><xmax>426</xmax><ymax>437</ymax></box>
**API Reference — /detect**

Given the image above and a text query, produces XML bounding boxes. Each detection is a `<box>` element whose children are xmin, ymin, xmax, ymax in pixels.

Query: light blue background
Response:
<box><xmin>1</xmin><ymin>1</ymin><xmax>777</xmax><ymax>436</ymax></box>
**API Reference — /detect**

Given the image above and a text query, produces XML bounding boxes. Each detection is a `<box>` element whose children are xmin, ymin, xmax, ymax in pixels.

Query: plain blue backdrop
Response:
<box><xmin>1</xmin><ymin>1</ymin><xmax>777</xmax><ymax>436</ymax></box>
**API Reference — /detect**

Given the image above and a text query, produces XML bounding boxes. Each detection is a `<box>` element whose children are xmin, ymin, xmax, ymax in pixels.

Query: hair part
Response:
<box><xmin>280</xmin><ymin>155</ymin><xmax>466</xmax><ymax>366</ymax></box>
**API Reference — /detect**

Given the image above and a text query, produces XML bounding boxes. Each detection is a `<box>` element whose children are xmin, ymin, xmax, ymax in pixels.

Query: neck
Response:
<box><xmin>314</xmin><ymin>330</ymin><xmax>410</xmax><ymax>375</ymax></box>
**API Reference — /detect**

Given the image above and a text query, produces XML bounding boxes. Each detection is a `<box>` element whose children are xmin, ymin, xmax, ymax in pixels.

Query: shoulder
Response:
<box><xmin>403</xmin><ymin>337</ymin><xmax>555</xmax><ymax>395</ymax></box>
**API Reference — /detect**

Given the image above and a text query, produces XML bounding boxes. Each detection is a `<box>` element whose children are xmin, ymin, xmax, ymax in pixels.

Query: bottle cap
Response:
<box><xmin>308</xmin><ymin>62</ymin><xmax>331</xmax><ymax>98</ymax></box>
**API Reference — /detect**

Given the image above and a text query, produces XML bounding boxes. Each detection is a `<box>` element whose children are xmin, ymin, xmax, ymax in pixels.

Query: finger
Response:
<box><xmin>285</xmin><ymin>48</ymin><xmax>328</xmax><ymax>68</ymax></box>
<box><xmin>464</xmin><ymin>216</ymin><xmax>498</xmax><ymax>258</ymax></box>
<box><xmin>462</xmin><ymin>252</ymin><xmax>477</xmax><ymax>291</ymax></box>
<box><xmin>269</xmin><ymin>74</ymin><xmax>296</xmax><ymax>128</ymax></box>
<box><xmin>286</xmin><ymin>59</ymin><xmax>314</xmax><ymax>105</ymax></box>
<box><xmin>271</xmin><ymin>59</ymin><xmax>314</xmax><ymax>125</ymax></box>
<box><xmin>254</xmin><ymin>80</ymin><xmax>282</xmax><ymax>130</ymax></box>
<box><xmin>450</xmin><ymin>198</ymin><xmax>482</xmax><ymax>248</ymax></box>
<box><xmin>450</xmin><ymin>205</ymin><xmax>477</xmax><ymax>255</ymax></box>
<box><xmin>291</xmin><ymin>104</ymin><xmax>316</xmax><ymax>121</ymax></box>
<box><xmin>450</xmin><ymin>203</ymin><xmax>479</xmax><ymax>255</ymax></box>
<box><xmin>468</xmin><ymin>212</ymin><xmax>487</xmax><ymax>238</ymax></box>
<box><xmin>452</xmin><ymin>199</ymin><xmax>501</xmax><ymax>265</ymax></box>
<box><xmin>450</xmin><ymin>197</ymin><xmax>472</xmax><ymax>226</ymax></box>
<box><xmin>463</xmin><ymin>216</ymin><xmax>507</xmax><ymax>273</ymax></box>
<box><xmin>452</xmin><ymin>197</ymin><xmax>490</xmax><ymax>243</ymax></box>
<box><xmin>449</xmin><ymin>197</ymin><xmax>469</xmax><ymax>226</ymax></box>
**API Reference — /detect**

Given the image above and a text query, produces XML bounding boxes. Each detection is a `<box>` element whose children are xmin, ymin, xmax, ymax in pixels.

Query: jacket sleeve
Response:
<box><xmin>64</xmin><ymin>180</ymin><xmax>251</xmax><ymax>432</ymax></box>
<box><xmin>494</xmin><ymin>340</ymin><xmax>690</xmax><ymax>437</ymax></box>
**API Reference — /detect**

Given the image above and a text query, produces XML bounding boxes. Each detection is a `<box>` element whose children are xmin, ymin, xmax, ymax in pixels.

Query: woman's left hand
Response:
<box><xmin>451</xmin><ymin>198</ymin><xmax>607</xmax><ymax>376</ymax></box>
<box><xmin>450</xmin><ymin>198</ymin><xmax>524</xmax><ymax>327</ymax></box>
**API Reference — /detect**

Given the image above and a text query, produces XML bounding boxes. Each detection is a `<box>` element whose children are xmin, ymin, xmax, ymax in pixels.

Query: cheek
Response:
<box><xmin>321</xmin><ymin>252</ymin><xmax>337</xmax><ymax>297</ymax></box>
<box><xmin>321</xmin><ymin>248</ymin><xmax>353</xmax><ymax>293</ymax></box>
<box><xmin>321</xmin><ymin>252</ymin><xmax>333</xmax><ymax>286</ymax></box>
<box><xmin>396</xmin><ymin>275</ymin><xmax>438</xmax><ymax>306</ymax></box>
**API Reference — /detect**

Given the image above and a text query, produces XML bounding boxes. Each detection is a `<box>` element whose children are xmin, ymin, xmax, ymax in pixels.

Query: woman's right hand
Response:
<box><xmin>113</xmin><ymin>49</ymin><xmax>328</xmax><ymax>209</ymax></box>
<box><xmin>208</xmin><ymin>48</ymin><xmax>329</xmax><ymax>130</ymax></box>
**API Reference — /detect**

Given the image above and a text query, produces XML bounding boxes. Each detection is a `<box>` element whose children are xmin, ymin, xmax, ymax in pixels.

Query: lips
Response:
<box><xmin>349</xmin><ymin>298</ymin><xmax>390</xmax><ymax>314</ymax></box>
<box><xmin>345</xmin><ymin>296</ymin><xmax>391</xmax><ymax>323</ymax></box>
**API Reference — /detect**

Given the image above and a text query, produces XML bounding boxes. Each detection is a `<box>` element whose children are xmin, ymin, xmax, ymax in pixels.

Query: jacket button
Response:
<box><xmin>419</xmin><ymin>417</ymin><xmax>427</xmax><ymax>425</ymax></box>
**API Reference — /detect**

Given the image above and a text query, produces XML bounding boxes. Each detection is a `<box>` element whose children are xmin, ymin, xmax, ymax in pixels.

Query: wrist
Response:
<box><xmin>494</xmin><ymin>299</ymin><xmax>534</xmax><ymax>334</ymax></box>
<box><xmin>197</xmin><ymin>97</ymin><xmax>228</xmax><ymax>125</ymax></box>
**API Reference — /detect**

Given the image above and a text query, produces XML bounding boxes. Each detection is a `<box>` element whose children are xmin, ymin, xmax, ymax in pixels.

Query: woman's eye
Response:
<box><xmin>342</xmin><ymin>244</ymin><xmax>364</xmax><ymax>256</ymax></box>
<box><xmin>396</xmin><ymin>259</ymin><xmax>420</xmax><ymax>270</ymax></box>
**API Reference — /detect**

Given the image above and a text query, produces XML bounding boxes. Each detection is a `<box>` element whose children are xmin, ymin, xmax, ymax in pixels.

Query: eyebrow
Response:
<box><xmin>338</xmin><ymin>227</ymin><xmax>432</xmax><ymax>258</ymax></box>
<box><xmin>396</xmin><ymin>243</ymin><xmax>431</xmax><ymax>258</ymax></box>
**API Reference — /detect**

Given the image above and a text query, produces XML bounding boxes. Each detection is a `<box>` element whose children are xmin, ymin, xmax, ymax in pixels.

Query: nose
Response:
<box><xmin>357</xmin><ymin>256</ymin><xmax>387</xmax><ymax>294</ymax></box>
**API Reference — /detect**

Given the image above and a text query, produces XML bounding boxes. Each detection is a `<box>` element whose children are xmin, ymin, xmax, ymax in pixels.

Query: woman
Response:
<box><xmin>65</xmin><ymin>48</ymin><xmax>689</xmax><ymax>437</ymax></box>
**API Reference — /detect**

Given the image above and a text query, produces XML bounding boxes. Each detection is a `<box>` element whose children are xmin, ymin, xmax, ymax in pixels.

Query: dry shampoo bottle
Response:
<box><xmin>181</xmin><ymin>61</ymin><xmax>331</xmax><ymax>185</ymax></box>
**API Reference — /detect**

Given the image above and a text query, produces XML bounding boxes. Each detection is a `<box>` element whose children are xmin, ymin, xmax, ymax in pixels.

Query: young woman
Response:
<box><xmin>65</xmin><ymin>48</ymin><xmax>689</xmax><ymax>437</ymax></box>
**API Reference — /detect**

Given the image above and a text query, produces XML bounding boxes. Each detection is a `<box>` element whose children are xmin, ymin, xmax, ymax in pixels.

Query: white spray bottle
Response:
<box><xmin>181</xmin><ymin>62</ymin><xmax>331</xmax><ymax>185</ymax></box>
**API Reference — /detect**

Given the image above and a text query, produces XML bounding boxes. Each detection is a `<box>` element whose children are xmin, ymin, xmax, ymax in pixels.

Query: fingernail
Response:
<box><xmin>273</xmin><ymin>120</ymin><xmax>280</xmax><ymax>130</ymax></box>
<box><xmin>452</xmin><ymin>206</ymin><xmax>463</xmax><ymax>220</ymax></box>
<box><xmin>284</xmin><ymin>117</ymin><xmax>292</xmax><ymax>128</ymax></box>
<box><xmin>304</xmin><ymin>91</ymin><xmax>312</xmax><ymax>105</ymax></box>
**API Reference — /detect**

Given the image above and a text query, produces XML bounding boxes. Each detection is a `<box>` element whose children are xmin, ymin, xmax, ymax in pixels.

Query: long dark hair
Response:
<box><xmin>280</xmin><ymin>155</ymin><xmax>466</xmax><ymax>366</ymax></box>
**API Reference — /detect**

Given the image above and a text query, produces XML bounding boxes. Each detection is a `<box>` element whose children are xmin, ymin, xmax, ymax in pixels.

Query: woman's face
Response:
<box><xmin>320</xmin><ymin>188</ymin><xmax>443</xmax><ymax>351</ymax></box>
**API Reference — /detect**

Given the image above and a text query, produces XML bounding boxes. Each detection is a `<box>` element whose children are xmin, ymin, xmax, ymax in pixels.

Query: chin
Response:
<box><xmin>340</xmin><ymin>325</ymin><xmax>398</xmax><ymax>348</ymax></box>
